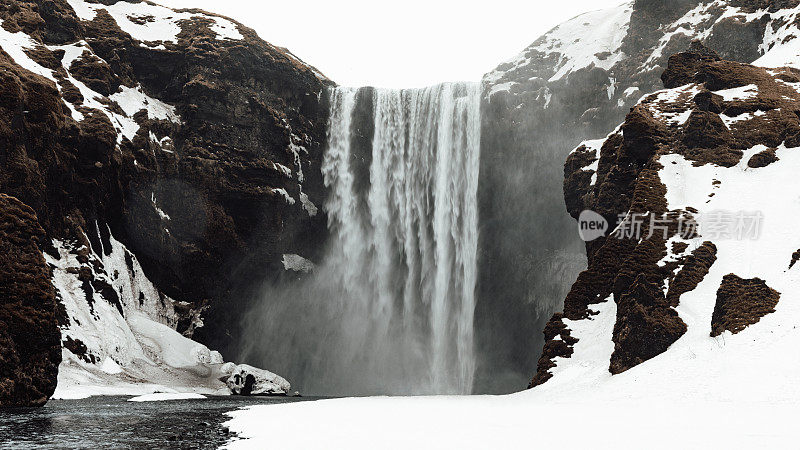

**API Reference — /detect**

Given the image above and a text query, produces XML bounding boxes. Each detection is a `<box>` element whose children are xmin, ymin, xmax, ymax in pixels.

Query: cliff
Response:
<box><xmin>0</xmin><ymin>0</ymin><xmax>329</xmax><ymax>404</ymax></box>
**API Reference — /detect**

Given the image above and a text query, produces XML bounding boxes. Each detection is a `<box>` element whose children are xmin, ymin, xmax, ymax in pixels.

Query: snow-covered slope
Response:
<box><xmin>541</xmin><ymin>36</ymin><xmax>800</xmax><ymax>385</ymax></box>
<box><xmin>484</xmin><ymin>2</ymin><xmax>634</xmax><ymax>87</ymax></box>
<box><xmin>476</xmin><ymin>0</ymin><xmax>800</xmax><ymax>390</ymax></box>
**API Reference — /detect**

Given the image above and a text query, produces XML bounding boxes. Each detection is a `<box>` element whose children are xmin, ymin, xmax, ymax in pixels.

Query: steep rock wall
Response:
<box><xmin>0</xmin><ymin>0</ymin><xmax>329</xmax><ymax>404</ymax></box>
<box><xmin>0</xmin><ymin>194</ymin><xmax>61</xmax><ymax>407</ymax></box>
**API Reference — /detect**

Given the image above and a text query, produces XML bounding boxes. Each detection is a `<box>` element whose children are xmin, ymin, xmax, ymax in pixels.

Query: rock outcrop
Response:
<box><xmin>711</xmin><ymin>274</ymin><xmax>780</xmax><ymax>337</ymax></box>
<box><xmin>0</xmin><ymin>194</ymin><xmax>61</xmax><ymax>407</ymax></box>
<box><xmin>532</xmin><ymin>38</ymin><xmax>800</xmax><ymax>386</ymax></box>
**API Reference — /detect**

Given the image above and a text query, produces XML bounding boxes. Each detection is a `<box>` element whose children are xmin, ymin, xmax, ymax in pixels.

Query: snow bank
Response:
<box><xmin>223</xmin><ymin>394</ymin><xmax>797</xmax><ymax>449</ymax></box>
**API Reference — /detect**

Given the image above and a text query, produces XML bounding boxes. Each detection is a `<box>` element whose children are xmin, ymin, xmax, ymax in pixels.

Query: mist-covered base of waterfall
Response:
<box><xmin>239</xmin><ymin>83</ymin><xmax>481</xmax><ymax>396</ymax></box>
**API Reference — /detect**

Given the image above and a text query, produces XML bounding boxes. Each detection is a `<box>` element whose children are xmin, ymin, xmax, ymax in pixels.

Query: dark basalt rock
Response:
<box><xmin>711</xmin><ymin>274</ymin><xmax>779</xmax><ymax>337</ymax></box>
<box><xmin>0</xmin><ymin>194</ymin><xmax>61</xmax><ymax>407</ymax></box>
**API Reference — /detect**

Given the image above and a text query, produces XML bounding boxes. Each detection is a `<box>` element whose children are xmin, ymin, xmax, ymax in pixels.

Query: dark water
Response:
<box><xmin>0</xmin><ymin>395</ymin><xmax>319</xmax><ymax>449</ymax></box>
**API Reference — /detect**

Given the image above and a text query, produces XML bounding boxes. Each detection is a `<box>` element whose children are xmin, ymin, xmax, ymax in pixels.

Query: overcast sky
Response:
<box><xmin>157</xmin><ymin>0</ymin><xmax>627</xmax><ymax>88</ymax></box>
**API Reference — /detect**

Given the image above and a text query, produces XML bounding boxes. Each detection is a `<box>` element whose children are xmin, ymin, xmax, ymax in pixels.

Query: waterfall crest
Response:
<box><xmin>243</xmin><ymin>83</ymin><xmax>482</xmax><ymax>395</ymax></box>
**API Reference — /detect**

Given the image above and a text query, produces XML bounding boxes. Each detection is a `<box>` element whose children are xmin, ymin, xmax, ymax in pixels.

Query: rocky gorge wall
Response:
<box><xmin>0</xmin><ymin>0</ymin><xmax>330</xmax><ymax>404</ymax></box>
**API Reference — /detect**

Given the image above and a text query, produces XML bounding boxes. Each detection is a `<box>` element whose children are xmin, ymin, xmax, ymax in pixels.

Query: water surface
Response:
<box><xmin>0</xmin><ymin>395</ymin><xmax>318</xmax><ymax>449</ymax></box>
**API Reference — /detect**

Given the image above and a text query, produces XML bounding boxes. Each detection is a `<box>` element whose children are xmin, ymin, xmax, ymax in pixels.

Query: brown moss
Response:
<box><xmin>747</xmin><ymin>147</ymin><xmax>779</xmax><ymax>168</ymax></box>
<box><xmin>610</xmin><ymin>275</ymin><xmax>687</xmax><ymax>374</ymax></box>
<box><xmin>528</xmin><ymin>314</ymin><xmax>578</xmax><ymax>388</ymax></box>
<box><xmin>68</xmin><ymin>51</ymin><xmax>119</xmax><ymax>97</ymax></box>
<box><xmin>667</xmin><ymin>241</ymin><xmax>717</xmax><ymax>307</ymax></box>
<box><xmin>710</xmin><ymin>274</ymin><xmax>779</xmax><ymax>337</ymax></box>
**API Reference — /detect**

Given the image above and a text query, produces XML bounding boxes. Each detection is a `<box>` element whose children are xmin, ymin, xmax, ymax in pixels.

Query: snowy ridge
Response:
<box><xmin>533</xmin><ymin>3</ymin><xmax>633</xmax><ymax>82</ymax></box>
<box><xmin>484</xmin><ymin>2</ymin><xmax>634</xmax><ymax>86</ymax></box>
<box><xmin>644</xmin><ymin>1</ymin><xmax>800</xmax><ymax>71</ymax></box>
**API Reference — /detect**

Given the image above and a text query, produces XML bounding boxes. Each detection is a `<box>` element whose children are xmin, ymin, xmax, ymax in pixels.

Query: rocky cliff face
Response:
<box><xmin>0</xmin><ymin>194</ymin><xmax>61</xmax><ymax>407</ymax></box>
<box><xmin>0</xmin><ymin>0</ymin><xmax>329</xmax><ymax>405</ymax></box>
<box><xmin>530</xmin><ymin>38</ymin><xmax>800</xmax><ymax>389</ymax></box>
<box><xmin>477</xmin><ymin>0</ymin><xmax>800</xmax><ymax>392</ymax></box>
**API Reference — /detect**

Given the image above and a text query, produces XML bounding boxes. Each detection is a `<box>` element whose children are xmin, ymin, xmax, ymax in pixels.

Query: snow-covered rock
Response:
<box><xmin>45</xmin><ymin>231</ymin><xmax>290</xmax><ymax>400</ymax></box>
<box><xmin>224</xmin><ymin>364</ymin><xmax>291</xmax><ymax>396</ymax></box>
<box><xmin>540</xmin><ymin>39</ymin><xmax>800</xmax><ymax>389</ymax></box>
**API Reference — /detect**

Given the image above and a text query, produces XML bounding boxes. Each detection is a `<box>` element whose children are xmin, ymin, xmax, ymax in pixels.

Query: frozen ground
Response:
<box><xmin>224</xmin><ymin>394</ymin><xmax>797</xmax><ymax>449</ymax></box>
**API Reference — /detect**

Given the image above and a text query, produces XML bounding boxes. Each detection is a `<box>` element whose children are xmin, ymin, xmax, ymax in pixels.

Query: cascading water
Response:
<box><xmin>242</xmin><ymin>83</ymin><xmax>482</xmax><ymax>396</ymax></box>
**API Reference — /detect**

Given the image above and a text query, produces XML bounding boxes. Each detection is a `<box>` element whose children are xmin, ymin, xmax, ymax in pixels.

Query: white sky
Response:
<box><xmin>157</xmin><ymin>0</ymin><xmax>627</xmax><ymax>88</ymax></box>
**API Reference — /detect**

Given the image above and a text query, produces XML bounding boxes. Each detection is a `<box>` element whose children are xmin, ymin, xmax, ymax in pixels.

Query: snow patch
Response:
<box><xmin>273</xmin><ymin>188</ymin><xmax>295</xmax><ymax>205</ymax></box>
<box><xmin>110</xmin><ymin>85</ymin><xmax>180</xmax><ymax>122</ymax></box>
<box><xmin>299</xmin><ymin>192</ymin><xmax>318</xmax><ymax>217</ymax></box>
<box><xmin>713</xmin><ymin>84</ymin><xmax>759</xmax><ymax>102</ymax></box>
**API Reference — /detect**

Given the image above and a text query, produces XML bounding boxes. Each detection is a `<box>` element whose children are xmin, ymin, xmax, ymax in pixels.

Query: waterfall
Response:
<box><xmin>243</xmin><ymin>83</ymin><xmax>482</xmax><ymax>396</ymax></box>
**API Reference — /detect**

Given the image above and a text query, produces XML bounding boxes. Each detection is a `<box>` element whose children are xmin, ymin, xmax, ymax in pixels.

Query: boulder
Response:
<box><xmin>223</xmin><ymin>363</ymin><xmax>291</xmax><ymax>396</ymax></box>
